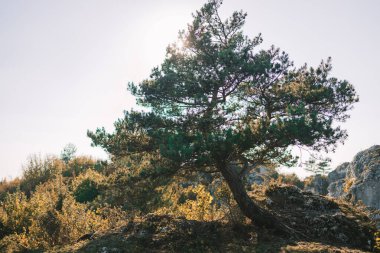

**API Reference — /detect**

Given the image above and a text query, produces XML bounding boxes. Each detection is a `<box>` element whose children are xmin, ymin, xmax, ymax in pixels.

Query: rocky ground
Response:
<box><xmin>50</xmin><ymin>185</ymin><xmax>377</xmax><ymax>253</ymax></box>
<box><xmin>50</xmin><ymin>217</ymin><xmax>371</xmax><ymax>253</ymax></box>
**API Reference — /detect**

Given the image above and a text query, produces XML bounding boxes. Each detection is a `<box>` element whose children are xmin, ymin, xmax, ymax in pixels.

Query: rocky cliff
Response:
<box><xmin>304</xmin><ymin>145</ymin><xmax>380</xmax><ymax>211</ymax></box>
<box><xmin>304</xmin><ymin>174</ymin><xmax>329</xmax><ymax>195</ymax></box>
<box><xmin>327</xmin><ymin>145</ymin><xmax>380</xmax><ymax>210</ymax></box>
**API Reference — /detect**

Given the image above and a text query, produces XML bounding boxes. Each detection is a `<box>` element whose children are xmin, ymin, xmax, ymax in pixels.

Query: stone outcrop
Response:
<box><xmin>327</xmin><ymin>162</ymin><xmax>349</xmax><ymax>198</ymax></box>
<box><xmin>304</xmin><ymin>174</ymin><xmax>329</xmax><ymax>195</ymax></box>
<box><xmin>261</xmin><ymin>185</ymin><xmax>375</xmax><ymax>250</ymax></box>
<box><xmin>243</xmin><ymin>166</ymin><xmax>278</xmax><ymax>186</ymax></box>
<box><xmin>325</xmin><ymin>145</ymin><xmax>380</xmax><ymax>210</ymax></box>
<box><xmin>345</xmin><ymin>145</ymin><xmax>380</xmax><ymax>209</ymax></box>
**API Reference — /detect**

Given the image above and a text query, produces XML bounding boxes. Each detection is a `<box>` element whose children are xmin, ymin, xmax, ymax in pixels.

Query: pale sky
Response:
<box><xmin>0</xmin><ymin>0</ymin><xmax>379</xmax><ymax>179</ymax></box>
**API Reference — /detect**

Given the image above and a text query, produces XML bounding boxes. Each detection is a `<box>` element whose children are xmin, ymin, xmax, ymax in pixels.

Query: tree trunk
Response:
<box><xmin>218</xmin><ymin>164</ymin><xmax>286</xmax><ymax>231</ymax></box>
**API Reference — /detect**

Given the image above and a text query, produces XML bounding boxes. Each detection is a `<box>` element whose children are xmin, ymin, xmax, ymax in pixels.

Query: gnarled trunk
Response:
<box><xmin>218</xmin><ymin>164</ymin><xmax>286</xmax><ymax>231</ymax></box>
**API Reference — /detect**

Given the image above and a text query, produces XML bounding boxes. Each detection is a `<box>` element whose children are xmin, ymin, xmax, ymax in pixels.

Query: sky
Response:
<box><xmin>0</xmin><ymin>0</ymin><xmax>379</xmax><ymax>179</ymax></box>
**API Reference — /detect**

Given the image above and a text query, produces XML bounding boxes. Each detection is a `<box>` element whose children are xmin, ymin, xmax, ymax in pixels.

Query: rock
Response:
<box><xmin>369</xmin><ymin>210</ymin><xmax>380</xmax><ymax>229</ymax></box>
<box><xmin>263</xmin><ymin>185</ymin><xmax>375</xmax><ymax>250</ymax></box>
<box><xmin>327</xmin><ymin>162</ymin><xmax>349</xmax><ymax>182</ymax></box>
<box><xmin>304</xmin><ymin>174</ymin><xmax>329</xmax><ymax>195</ymax></box>
<box><xmin>244</xmin><ymin>166</ymin><xmax>278</xmax><ymax>186</ymax></box>
<box><xmin>327</xmin><ymin>179</ymin><xmax>346</xmax><ymax>198</ymax></box>
<box><xmin>136</xmin><ymin>229</ymin><xmax>149</xmax><ymax>239</ymax></box>
<box><xmin>327</xmin><ymin>145</ymin><xmax>380</xmax><ymax>210</ymax></box>
<box><xmin>327</xmin><ymin>163</ymin><xmax>349</xmax><ymax>198</ymax></box>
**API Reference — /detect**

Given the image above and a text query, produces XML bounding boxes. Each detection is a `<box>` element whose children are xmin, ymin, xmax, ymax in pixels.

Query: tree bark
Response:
<box><xmin>218</xmin><ymin>163</ymin><xmax>286</xmax><ymax>231</ymax></box>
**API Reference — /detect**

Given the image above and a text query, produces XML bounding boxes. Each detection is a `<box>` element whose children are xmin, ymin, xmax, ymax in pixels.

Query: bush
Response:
<box><xmin>0</xmin><ymin>191</ymin><xmax>31</xmax><ymax>234</ymax></box>
<box><xmin>280</xmin><ymin>173</ymin><xmax>304</xmax><ymax>189</ymax></box>
<box><xmin>20</xmin><ymin>155</ymin><xmax>63</xmax><ymax>196</ymax></box>
<box><xmin>71</xmin><ymin>169</ymin><xmax>105</xmax><ymax>203</ymax></box>
<box><xmin>54</xmin><ymin>195</ymin><xmax>108</xmax><ymax>245</ymax></box>
<box><xmin>156</xmin><ymin>181</ymin><xmax>228</xmax><ymax>222</ymax></box>
<box><xmin>74</xmin><ymin>179</ymin><xmax>100</xmax><ymax>203</ymax></box>
<box><xmin>62</xmin><ymin>156</ymin><xmax>96</xmax><ymax>178</ymax></box>
<box><xmin>0</xmin><ymin>233</ymin><xmax>31</xmax><ymax>253</ymax></box>
<box><xmin>101</xmin><ymin>154</ymin><xmax>170</xmax><ymax>213</ymax></box>
<box><xmin>0</xmin><ymin>178</ymin><xmax>20</xmax><ymax>201</ymax></box>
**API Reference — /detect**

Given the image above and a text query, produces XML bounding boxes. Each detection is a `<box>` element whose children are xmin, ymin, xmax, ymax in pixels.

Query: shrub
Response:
<box><xmin>102</xmin><ymin>165</ymin><xmax>168</xmax><ymax>213</ymax></box>
<box><xmin>0</xmin><ymin>178</ymin><xmax>21</xmax><ymax>201</ymax></box>
<box><xmin>375</xmin><ymin>231</ymin><xmax>380</xmax><ymax>252</ymax></box>
<box><xmin>74</xmin><ymin>179</ymin><xmax>100</xmax><ymax>203</ymax></box>
<box><xmin>156</xmin><ymin>182</ymin><xmax>226</xmax><ymax>222</ymax></box>
<box><xmin>54</xmin><ymin>195</ymin><xmax>108</xmax><ymax>245</ymax></box>
<box><xmin>0</xmin><ymin>191</ymin><xmax>31</xmax><ymax>234</ymax></box>
<box><xmin>71</xmin><ymin>169</ymin><xmax>105</xmax><ymax>203</ymax></box>
<box><xmin>0</xmin><ymin>233</ymin><xmax>31</xmax><ymax>253</ymax></box>
<box><xmin>63</xmin><ymin>156</ymin><xmax>97</xmax><ymax>178</ymax></box>
<box><xmin>280</xmin><ymin>173</ymin><xmax>304</xmax><ymax>189</ymax></box>
<box><xmin>20</xmin><ymin>155</ymin><xmax>63</xmax><ymax>196</ymax></box>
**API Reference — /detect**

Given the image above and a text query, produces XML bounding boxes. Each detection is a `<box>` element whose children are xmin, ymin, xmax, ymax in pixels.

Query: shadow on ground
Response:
<box><xmin>71</xmin><ymin>215</ymin><xmax>372</xmax><ymax>253</ymax></box>
<box><xmin>55</xmin><ymin>185</ymin><xmax>375</xmax><ymax>253</ymax></box>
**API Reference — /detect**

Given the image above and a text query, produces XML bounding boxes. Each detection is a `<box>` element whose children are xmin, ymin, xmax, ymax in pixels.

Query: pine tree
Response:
<box><xmin>88</xmin><ymin>0</ymin><xmax>358</xmax><ymax>230</ymax></box>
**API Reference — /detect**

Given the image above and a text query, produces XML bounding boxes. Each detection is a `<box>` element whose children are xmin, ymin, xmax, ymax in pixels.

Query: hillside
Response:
<box><xmin>0</xmin><ymin>153</ymin><xmax>377</xmax><ymax>252</ymax></box>
<box><xmin>51</xmin><ymin>215</ymin><xmax>371</xmax><ymax>253</ymax></box>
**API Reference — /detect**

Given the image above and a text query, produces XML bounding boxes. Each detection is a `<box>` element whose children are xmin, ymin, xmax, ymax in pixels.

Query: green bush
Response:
<box><xmin>74</xmin><ymin>179</ymin><xmax>100</xmax><ymax>203</ymax></box>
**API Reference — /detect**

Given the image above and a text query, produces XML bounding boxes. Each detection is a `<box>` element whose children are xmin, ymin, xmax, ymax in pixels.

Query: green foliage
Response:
<box><xmin>74</xmin><ymin>179</ymin><xmax>100</xmax><ymax>203</ymax></box>
<box><xmin>89</xmin><ymin>0</ymin><xmax>358</xmax><ymax>180</ymax></box>
<box><xmin>71</xmin><ymin>169</ymin><xmax>105</xmax><ymax>204</ymax></box>
<box><xmin>304</xmin><ymin>156</ymin><xmax>332</xmax><ymax>175</ymax></box>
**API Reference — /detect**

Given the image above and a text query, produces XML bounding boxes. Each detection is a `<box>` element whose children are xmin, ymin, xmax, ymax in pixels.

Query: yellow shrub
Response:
<box><xmin>0</xmin><ymin>191</ymin><xmax>31</xmax><ymax>234</ymax></box>
<box><xmin>177</xmin><ymin>185</ymin><xmax>215</xmax><ymax>221</ymax></box>
<box><xmin>55</xmin><ymin>195</ymin><xmax>108</xmax><ymax>244</ymax></box>
<box><xmin>0</xmin><ymin>176</ymin><xmax>110</xmax><ymax>250</ymax></box>
<box><xmin>156</xmin><ymin>182</ymin><xmax>225</xmax><ymax>221</ymax></box>
<box><xmin>95</xmin><ymin>205</ymin><xmax>129</xmax><ymax>229</ymax></box>
<box><xmin>375</xmin><ymin>231</ymin><xmax>380</xmax><ymax>252</ymax></box>
<box><xmin>71</xmin><ymin>169</ymin><xmax>105</xmax><ymax>190</ymax></box>
<box><xmin>0</xmin><ymin>233</ymin><xmax>30</xmax><ymax>253</ymax></box>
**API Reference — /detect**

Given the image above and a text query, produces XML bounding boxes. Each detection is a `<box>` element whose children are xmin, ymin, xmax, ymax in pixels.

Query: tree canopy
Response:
<box><xmin>88</xmin><ymin>0</ymin><xmax>358</xmax><ymax>229</ymax></box>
